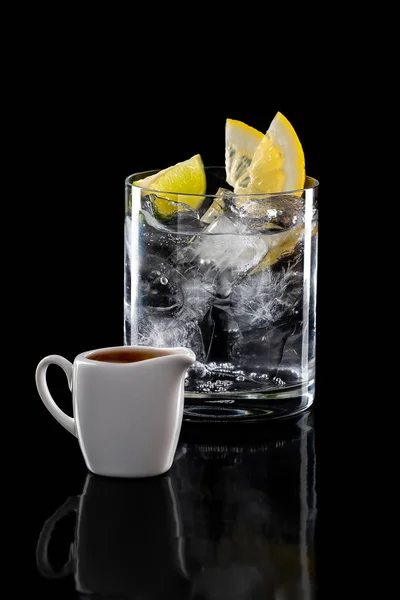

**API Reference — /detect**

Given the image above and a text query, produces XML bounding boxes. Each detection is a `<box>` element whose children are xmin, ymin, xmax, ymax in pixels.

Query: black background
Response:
<box><xmin>14</xmin><ymin>81</ymin><xmax>365</xmax><ymax>597</ymax></box>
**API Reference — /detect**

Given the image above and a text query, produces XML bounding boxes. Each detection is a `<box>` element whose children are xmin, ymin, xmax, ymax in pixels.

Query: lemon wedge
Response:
<box><xmin>225</xmin><ymin>119</ymin><xmax>264</xmax><ymax>190</ymax></box>
<box><xmin>225</xmin><ymin>112</ymin><xmax>308</xmax><ymax>268</ymax></box>
<box><xmin>250</xmin><ymin>226</ymin><xmax>304</xmax><ymax>273</ymax></box>
<box><xmin>246</xmin><ymin>112</ymin><xmax>305</xmax><ymax>194</ymax></box>
<box><xmin>134</xmin><ymin>154</ymin><xmax>206</xmax><ymax>215</ymax></box>
<box><xmin>251</xmin><ymin>223</ymin><xmax>318</xmax><ymax>274</ymax></box>
<box><xmin>226</xmin><ymin>113</ymin><xmax>305</xmax><ymax>194</ymax></box>
<box><xmin>246</xmin><ymin>113</ymin><xmax>307</xmax><ymax>267</ymax></box>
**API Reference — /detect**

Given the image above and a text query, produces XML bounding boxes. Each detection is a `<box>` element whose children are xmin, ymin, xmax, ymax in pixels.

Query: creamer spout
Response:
<box><xmin>168</xmin><ymin>347</ymin><xmax>196</xmax><ymax>369</ymax></box>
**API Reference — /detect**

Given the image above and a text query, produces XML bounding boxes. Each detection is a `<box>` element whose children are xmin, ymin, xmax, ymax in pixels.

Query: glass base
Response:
<box><xmin>183</xmin><ymin>381</ymin><xmax>314</xmax><ymax>422</ymax></box>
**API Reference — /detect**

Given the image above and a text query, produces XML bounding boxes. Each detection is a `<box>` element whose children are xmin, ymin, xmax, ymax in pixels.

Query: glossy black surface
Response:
<box><xmin>34</xmin><ymin>412</ymin><xmax>317</xmax><ymax>599</ymax></box>
<box><xmin>15</xmin><ymin>82</ymin><xmax>372</xmax><ymax>598</ymax></box>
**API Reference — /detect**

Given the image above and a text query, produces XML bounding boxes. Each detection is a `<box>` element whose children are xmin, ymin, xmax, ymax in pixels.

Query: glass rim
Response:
<box><xmin>125</xmin><ymin>168</ymin><xmax>319</xmax><ymax>198</ymax></box>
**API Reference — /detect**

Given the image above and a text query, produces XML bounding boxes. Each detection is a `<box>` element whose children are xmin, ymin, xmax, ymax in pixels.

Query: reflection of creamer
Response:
<box><xmin>37</xmin><ymin>472</ymin><xmax>190</xmax><ymax>598</ymax></box>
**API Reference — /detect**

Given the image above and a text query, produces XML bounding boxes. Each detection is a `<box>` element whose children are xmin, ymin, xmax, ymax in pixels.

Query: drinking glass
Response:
<box><xmin>124</xmin><ymin>167</ymin><xmax>318</xmax><ymax>421</ymax></box>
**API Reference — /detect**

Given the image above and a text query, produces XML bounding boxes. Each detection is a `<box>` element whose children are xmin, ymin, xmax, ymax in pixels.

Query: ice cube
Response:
<box><xmin>140</xmin><ymin>201</ymin><xmax>207</xmax><ymax>260</ymax></box>
<box><xmin>138</xmin><ymin>317</ymin><xmax>206</xmax><ymax>362</ymax></box>
<box><xmin>200</xmin><ymin>187</ymin><xmax>234</xmax><ymax>225</ymax></box>
<box><xmin>276</xmin><ymin>324</ymin><xmax>304</xmax><ymax>383</ymax></box>
<box><xmin>198</xmin><ymin>215</ymin><xmax>268</xmax><ymax>274</ymax></box>
<box><xmin>162</xmin><ymin>207</ymin><xmax>207</xmax><ymax>236</ymax></box>
<box><xmin>228</xmin><ymin>194</ymin><xmax>304</xmax><ymax>232</ymax></box>
<box><xmin>230</xmin><ymin>264</ymin><xmax>303</xmax><ymax>330</ymax></box>
<box><xmin>230</xmin><ymin>322</ymin><xmax>294</xmax><ymax>374</ymax></box>
<box><xmin>205</xmin><ymin>214</ymin><xmax>236</xmax><ymax>235</ymax></box>
<box><xmin>140</xmin><ymin>254</ymin><xmax>185</xmax><ymax>316</ymax></box>
<box><xmin>141</xmin><ymin>201</ymin><xmax>204</xmax><ymax>235</ymax></box>
<box><xmin>180</xmin><ymin>277</ymin><xmax>216</xmax><ymax>321</ymax></box>
<box><xmin>172</xmin><ymin>214</ymin><xmax>268</xmax><ymax>300</ymax></box>
<box><xmin>140</xmin><ymin>251</ymin><xmax>216</xmax><ymax>325</ymax></box>
<box><xmin>249</xmin><ymin>226</ymin><xmax>304</xmax><ymax>273</ymax></box>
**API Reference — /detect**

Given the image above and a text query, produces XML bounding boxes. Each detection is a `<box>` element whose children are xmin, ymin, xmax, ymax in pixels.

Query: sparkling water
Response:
<box><xmin>125</xmin><ymin>172</ymin><xmax>318</xmax><ymax>419</ymax></box>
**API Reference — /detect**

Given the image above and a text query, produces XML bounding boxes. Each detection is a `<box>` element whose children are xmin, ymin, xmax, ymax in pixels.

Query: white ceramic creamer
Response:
<box><xmin>35</xmin><ymin>345</ymin><xmax>196</xmax><ymax>477</ymax></box>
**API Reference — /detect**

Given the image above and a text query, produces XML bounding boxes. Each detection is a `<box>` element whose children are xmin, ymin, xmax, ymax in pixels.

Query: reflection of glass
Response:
<box><xmin>36</xmin><ymin>473</ymin><xmax>190</xmax><ymax>598</ymax></box>
<box><xmin>173</xmin><ymin>411</ymin><xmax>317</xmax><ymax>599</ymax></box>
<box><xmin>125</xmin><ymin>169</ymin><xmax>318</xmax><ymax>421</ymax></box>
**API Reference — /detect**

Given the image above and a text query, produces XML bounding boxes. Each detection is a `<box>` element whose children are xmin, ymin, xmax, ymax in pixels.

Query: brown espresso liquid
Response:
<box><xmin>88</xmin><ymin>348</ymin><xmax>171</xmax><ymax>364</ymax></box>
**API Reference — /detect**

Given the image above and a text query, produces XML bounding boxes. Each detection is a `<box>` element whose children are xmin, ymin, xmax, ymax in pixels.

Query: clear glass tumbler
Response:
<box><xmin>124</xmin><ymin>168</ymin><xmax>318</xmax><ymax>422</ymax></box>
